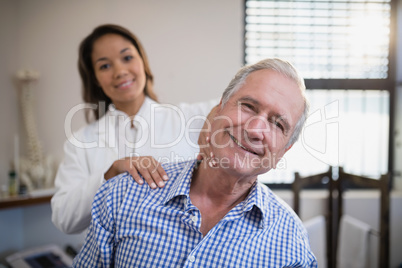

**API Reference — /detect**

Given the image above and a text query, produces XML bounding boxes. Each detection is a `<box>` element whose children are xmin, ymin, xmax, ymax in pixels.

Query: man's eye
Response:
<box><xmin>269</xmin><ymin>118</ymin><xmax>284</xmax><ymax>132</ymax></box>
<box><xmin>241</xmin><ymin>102</ymin><xmax>254</xmax><ymax>110</ymax></box>
<box><xmin>274</xmin><ymin>121</ymin><xmax>284</xmax><ymax>131</ymax></box>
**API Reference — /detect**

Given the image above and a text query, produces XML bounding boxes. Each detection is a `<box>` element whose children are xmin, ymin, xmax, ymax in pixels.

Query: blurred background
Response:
<box><xmin>0</xmin><ymin>0</ymin><xmax>401</xmax><ymax>267</ymax></box>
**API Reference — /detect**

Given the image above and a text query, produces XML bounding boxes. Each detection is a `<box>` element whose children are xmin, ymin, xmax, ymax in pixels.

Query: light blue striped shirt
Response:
<box><xmin>73</xmin><ymin>160</ymin><xmax>317</xmax><ymax>267</ymax></box>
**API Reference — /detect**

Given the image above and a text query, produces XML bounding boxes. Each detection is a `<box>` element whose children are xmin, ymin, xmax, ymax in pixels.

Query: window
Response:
<box><xmin>244</xmin><ymin>0</ymin><xmax>396</xmax><ymax>184</ymax></box>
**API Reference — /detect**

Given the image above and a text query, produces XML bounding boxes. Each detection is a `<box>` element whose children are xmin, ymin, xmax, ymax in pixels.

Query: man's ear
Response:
<box><xmin>285</xmin><ymin>144</ymin><xmax>293</xmax><ymax>152</ymax></box>
<box><xmin>218</xmin><ymin>98</ymin><xmax>223</xmax><ymax>108</ymax></box>
<box><xmin>211</xmin><ymin>99</ymin><xmax>222</xmax><ymax>115</ymax></box>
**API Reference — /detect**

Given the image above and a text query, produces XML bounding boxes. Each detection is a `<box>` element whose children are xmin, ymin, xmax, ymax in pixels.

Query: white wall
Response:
<box><xmin>0</xmin><ymin>0</ymin><xmax>401</xmax><ymax>267</ymax></box>
<box><xmin>0</xmin><ymin>0</ymin><xmax>19</xmax><ymax>189</ymax></box>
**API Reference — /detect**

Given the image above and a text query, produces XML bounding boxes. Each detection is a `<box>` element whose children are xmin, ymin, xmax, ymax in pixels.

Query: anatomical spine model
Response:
<box><xmin>16</xmin><ymin>70</ymin><xmax>56</xmax><ymax>192</ymax></box>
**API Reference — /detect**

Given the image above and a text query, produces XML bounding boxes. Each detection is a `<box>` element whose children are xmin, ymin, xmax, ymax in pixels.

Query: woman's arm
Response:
<box><xmin>52</xmin><ymin>140</ymin><xmax>168</xmax><ymax>234</ymax></box>
<box><xmin>51</xmin><ymin>140</ymin><xmax>108</xmax><ymax>234</ymax></box>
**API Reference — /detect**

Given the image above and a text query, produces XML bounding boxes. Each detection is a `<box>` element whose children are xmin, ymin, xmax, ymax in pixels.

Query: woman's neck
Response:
<box><xmin>113</xmin><ymin>94</ymin><xmax>146</xmax><ymax>117</ymax></box>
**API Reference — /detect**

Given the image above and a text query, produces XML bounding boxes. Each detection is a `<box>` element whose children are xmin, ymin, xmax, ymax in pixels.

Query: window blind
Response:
<box><xmin>245</xmin><ymin>0</ymin><xmax>391</xmax><ymax>79</ymax></box>
<box><xmin>245</xmin><ymin>0</ymin><xmax>394</xmax><ymax>184</ymax></box>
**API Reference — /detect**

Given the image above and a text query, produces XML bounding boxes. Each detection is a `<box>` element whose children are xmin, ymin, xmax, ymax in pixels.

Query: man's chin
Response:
<box><xmin>214</xmin><ymin>155</ymin><xmax>271</xmax><ymax>175</ymax></box>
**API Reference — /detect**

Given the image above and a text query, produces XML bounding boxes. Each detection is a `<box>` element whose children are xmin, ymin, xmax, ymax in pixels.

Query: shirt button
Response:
<box><xmin>189</xmin><ymin>255</ymin><xmax>195</xmax><ymax>262</ymax></box>
<box><xmin>191</xmin><ymin>216</ymin><xmax>197</xmax><ymax>223</ymax></box>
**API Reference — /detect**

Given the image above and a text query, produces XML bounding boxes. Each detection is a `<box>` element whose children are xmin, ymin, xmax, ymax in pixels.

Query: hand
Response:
<box><xmin>104</xmin><ymin>156</ymin><xmax>168</xmax><ymax>189</ymax></box>
<box><xmin>197</xmin><ymin>105</ymin><xmax>218</xmax><ymax>168</ymax></box>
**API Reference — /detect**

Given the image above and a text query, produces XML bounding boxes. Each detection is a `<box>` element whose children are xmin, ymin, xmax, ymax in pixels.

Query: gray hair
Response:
<box><xmin>221</xmin><ymin>58</ymin><xmax>310</xmax><ymax>147</ymax></box>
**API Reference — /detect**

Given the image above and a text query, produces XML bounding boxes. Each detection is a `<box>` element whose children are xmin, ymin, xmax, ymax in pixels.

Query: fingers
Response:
<box><xmin>197</xmin><ymin>136</ymin><xmax>211</xmax><ymax>160</ymax></box>
<box><xmin>198</xmin><ymin>107</ymin><xmax>214</xmax><ymax>162</ymax></box>
<box><xmin>197</xmin><ymin>135</ymin><xmax>218</xmax><ymax>168</ymax></box>
<box><xmin>198</xmin><ymin>109</ymin><xmax>213</xmax><ymax>149</ymax></box>
<box><xmin>208</xmin><ymin>151</ymin><xmax>218</xmax><ymax>168</ymax></box>
<box><xmin>128</xmin><ymin>157</ymin><xmax>168</xmax><ymax>189</ymax></box>
<box><xmin>129</xmin><ymin>168</ymin><xmax>144</xmax><ymax>185</ymax></box>
<box><xmin>135</xmin><ymin>168</ymin><xmax>158</xmax><ymax>189</ymax></box>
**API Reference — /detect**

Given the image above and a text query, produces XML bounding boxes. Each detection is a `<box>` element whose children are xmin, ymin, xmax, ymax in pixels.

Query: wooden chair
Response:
<box><xmin>335</xmin><ymin>167</ymin><xmax>390</xmax><ymax>268</ymax></box>
<box><xmin>293</xmin><ymin>166</ymin><xmax>333</xmax><ymax>268</ymax></box>
<box><xmin>293</xmin><ymin>167</ymin><xmax>391</xmax><ymax>268</ymax></box>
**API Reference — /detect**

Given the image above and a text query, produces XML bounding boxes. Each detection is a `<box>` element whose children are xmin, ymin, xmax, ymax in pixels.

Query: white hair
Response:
<box><xmin>221</xmin><ymin>58</ymin><xmax>309</xmax><ymax>147</ymax></box>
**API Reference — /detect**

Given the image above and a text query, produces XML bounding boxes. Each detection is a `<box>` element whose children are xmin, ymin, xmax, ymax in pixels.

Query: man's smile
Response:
<box><xmin>228</xmin><ymin>132</ymin><xmax>263</xmax><ymax>156</ymax></box>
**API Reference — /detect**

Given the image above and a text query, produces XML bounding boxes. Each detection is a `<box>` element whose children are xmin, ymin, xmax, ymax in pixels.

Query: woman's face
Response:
<box><xmin>91</xmin><ymin>33</ymin><xmax>146</xmax><ymax>110</ymax></box>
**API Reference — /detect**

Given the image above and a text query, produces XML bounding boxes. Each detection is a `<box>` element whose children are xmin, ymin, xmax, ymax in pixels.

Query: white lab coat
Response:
<box><xmin>51</xmin><ymin>97</ymin><xmax>217</xmax><ymax>234</ymax></box>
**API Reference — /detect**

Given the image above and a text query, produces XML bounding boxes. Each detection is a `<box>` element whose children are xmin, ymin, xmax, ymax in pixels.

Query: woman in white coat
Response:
<box><xmin>51</xmin><ymin>24</ymin><xmax>216</xmax><ymax>234</ymax></box>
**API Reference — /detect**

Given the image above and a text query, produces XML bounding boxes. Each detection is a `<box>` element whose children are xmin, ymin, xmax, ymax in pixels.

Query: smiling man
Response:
<box><xmin>73</xmin><ymin>58</ymin><xmax>317</xmax><ymax>268</ymax></box>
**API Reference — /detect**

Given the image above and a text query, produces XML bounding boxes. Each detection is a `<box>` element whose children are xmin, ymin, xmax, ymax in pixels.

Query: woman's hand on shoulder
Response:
<box><xmin>104</xmin><ymin>156</ymin><xmax>168</xmax><ymax>189</ymax></box>
<box><xmin>197</xmin><ymin>105</ymin><xmax>217</xmax><ymax>166</ymax></box>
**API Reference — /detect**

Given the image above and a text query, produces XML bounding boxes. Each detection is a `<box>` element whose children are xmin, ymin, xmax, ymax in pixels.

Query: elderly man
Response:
<box><xmin>73</xmin><ymin>58</ymin><xmax>317</xmax><ymax>267</ymax></box>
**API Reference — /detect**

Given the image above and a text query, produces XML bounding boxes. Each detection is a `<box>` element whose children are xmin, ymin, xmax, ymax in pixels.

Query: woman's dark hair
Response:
<box><xmin>78</xmin><ymin>24</ymin><xmax>158</xmax><ymax>122</ymax></box>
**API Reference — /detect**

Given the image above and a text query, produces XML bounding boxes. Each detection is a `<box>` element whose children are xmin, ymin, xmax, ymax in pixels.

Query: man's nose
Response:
<box><xmin>244</xmin><ymin>116</ymin><xmax>269</xmax><ymax>141</ymax></box>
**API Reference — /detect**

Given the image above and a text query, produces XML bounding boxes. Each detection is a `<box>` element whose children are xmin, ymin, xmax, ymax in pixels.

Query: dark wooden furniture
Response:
<box><xmin>292</xmin><ymin>167</ymin><xmax>390</xmax><ymax>268</ymax></box>
<box><xmin>293</xmin><ymin>167</ymin><xmax>333</xmax><ymax>268</ymax></box>
<box><xmin>0</xmin><ymin>195</ymin><xmax>52</xmax><ymax>210</ymax></box>
<box><xmin>334</xmin><ymin>167</ymin><xmax>390</xmax><ymax>268</ymax></box>
<box><xmin>292</xmin><ymin>167</ymin><xmax>332</xmax><ymax>215</ymax></box>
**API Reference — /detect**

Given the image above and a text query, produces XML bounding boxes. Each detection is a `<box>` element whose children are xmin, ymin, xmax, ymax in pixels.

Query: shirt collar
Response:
<box><xmin>97</xmin><ymin>96</ymin><xmax>156</xmax><ymax>132</ymax></box>
<box><xmin>163</xmin><ymin>160</ymin><xmax>198</xmax><ymax>205</ymax></box>
<box><xmin>163</xmin><ymin>159</ymin><xmax>267</xmax><ymax>227</ymax></box>
<box><xmin>107</xmin><ymin>96</ymin><xmax>156</xmax><ymax>119</ymax></box>
<box><xmin>241</xmin><ymin>181</ymin><xmax>267</xmax><ymax>228</ymax></box>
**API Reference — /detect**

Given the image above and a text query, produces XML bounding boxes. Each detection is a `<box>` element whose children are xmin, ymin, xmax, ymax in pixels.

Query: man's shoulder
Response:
<box><xmin>257</xmin><ymin>184</ymin><xmax>312</xmax><ymax>257</ymax></box>
<box><xmin>92</xmin><ymin>172</ymin><xmax>152</xmax><ymax>217</ymax></box>
<box><xmin>258</xmin><ymin>183</ymin><xmax>306</xmax><ymax>231</ymax></box>
<box><xmin>97</xmin><ymin>172</ymin><xmax>137</xmax><ymax>200</ymax></box>
<box><xmin>161</xmin><ymin>160</ymin><xmax>196</xmax><ymax>178</ymax></box>
<box><xmin>96</xmin><ymin>160</ymin><xmax>195</xmax><ymax>202</ymax></box>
